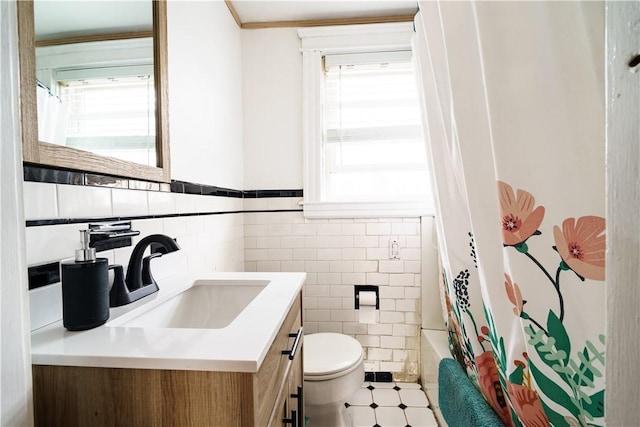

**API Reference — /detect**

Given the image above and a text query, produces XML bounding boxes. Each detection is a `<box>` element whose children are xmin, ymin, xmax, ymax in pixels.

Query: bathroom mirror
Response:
<box><xmin>17</xmin><ymin>0</ymin><xmax>170</xmax><ymax>182</ymax></box>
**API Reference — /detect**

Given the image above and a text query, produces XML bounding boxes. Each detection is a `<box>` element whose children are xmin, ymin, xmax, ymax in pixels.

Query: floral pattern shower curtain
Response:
<box><xmin>414</xmin><ymin>2</ymin><xmax>606</xmax><ymax>426</ymax></box>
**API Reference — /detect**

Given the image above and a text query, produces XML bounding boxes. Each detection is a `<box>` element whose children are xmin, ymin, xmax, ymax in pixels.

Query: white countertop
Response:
<box><xmin>31</xmin><ymin>271</ymin><xmax>306</xmax><ymax>373</ymax></box>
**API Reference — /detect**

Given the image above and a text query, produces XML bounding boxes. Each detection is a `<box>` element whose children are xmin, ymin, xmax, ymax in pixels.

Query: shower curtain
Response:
<box><xmin>414</xmin><ymin>2</ymin><xmax>606</xmax><ymax>426</ymax></box>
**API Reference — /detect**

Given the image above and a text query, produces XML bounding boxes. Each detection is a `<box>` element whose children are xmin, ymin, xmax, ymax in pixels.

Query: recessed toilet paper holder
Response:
<box><xmin>354</xmin><ymin>285</ymin><xmax>379</xmax><ymax>309</ymax></box>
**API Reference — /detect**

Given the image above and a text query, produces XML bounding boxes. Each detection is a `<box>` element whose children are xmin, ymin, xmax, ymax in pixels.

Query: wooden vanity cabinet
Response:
<box><xmin>32</xmin><ymin>292</ymin><xmax>303</xmax><ymax>427</ymax></box>
<box><xmin>260</xmin><ymin>292</ymin><xmax>304</xmax><ymax>427</ymax></box>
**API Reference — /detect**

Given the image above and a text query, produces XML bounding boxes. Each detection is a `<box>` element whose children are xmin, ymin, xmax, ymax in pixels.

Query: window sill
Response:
<box><xmin>302</xmin><ymin>200</ymin><xmax>434</xmax><ymax>219</ymax></box>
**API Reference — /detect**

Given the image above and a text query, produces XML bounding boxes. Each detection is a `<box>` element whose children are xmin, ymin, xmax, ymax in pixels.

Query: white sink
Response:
<box><xmin>32</xmin><ymin>272</ymin><xmax>306</xmax><ymax>372</ymax></box>
<box><xmin>118</xmin><ymin>279</ymin><xmax>270</xmax><ymax>329</ymax></box>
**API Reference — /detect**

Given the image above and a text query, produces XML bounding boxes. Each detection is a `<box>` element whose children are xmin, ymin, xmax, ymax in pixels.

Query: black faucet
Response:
<box><xmin>109</xmin><ymin>234</ymin><xmax>180</xmax><ymax>307</ymax></box>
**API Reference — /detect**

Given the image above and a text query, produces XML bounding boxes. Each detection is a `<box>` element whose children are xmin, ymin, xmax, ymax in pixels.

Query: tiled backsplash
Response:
<box><xmin>25</xmin><ymin>181</ymin><xmax>245</xmax><ymax>330</ymax></box>
<box><xmin>243</xmin><ymin>199</ymin><xmax>430</xmax><ymax>382</ymax></box>
<box><xmin>24</xmin><ymin>179</ymin><xmax>435</xmax><ymax>381</ymax></box>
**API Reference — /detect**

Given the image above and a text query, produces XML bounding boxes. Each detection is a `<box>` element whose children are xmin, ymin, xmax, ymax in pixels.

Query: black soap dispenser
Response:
<box><xmin>61</xmin><ymin>230</ymin><xmax>110</xmax><ymax>331</ymax></box>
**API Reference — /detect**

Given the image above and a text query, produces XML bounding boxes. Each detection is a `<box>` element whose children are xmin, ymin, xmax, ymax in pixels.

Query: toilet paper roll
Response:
<box><xmin>359</xmin><ymin>291</ymin><xmax>377</xmax><ymax>307</ymax></box>
<box><xmin>359</xmin><ymin>305</ymin><xmax>378</xmax><ymax>324</ymax></box>
<box><xmin>358</xmin><ymin>291</ymin><xmax>378</xmax><ymax>324</ymax></box>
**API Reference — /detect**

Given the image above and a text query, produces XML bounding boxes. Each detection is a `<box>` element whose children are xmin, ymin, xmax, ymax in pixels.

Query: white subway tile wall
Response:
<box><xmin>25</xmin><ymin>183</ymin><xmax>245</xmax><ymax>331</ymax></box>
<box><xmin>112</xmin><ymin>188</ymin><xmax>149</xmax><ymax>217</ymax></box>
<box><xmin>57</xmin><ymin>184</ymin><xmax>112</xmax><ymax>218</ymax></box>
<box><xmin>23</xmin><ymin>182</ymin><xmax>58</xmax><ymax>220</ymax></box>
<box><xmin>243</xmin><ymin>198</ymin><xmax>423</xmax><ymax>381</ymax></box>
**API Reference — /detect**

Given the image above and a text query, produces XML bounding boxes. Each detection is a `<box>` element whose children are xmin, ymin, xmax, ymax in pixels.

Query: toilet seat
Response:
<box><xmin>304</xmin><ymin>333</ymin><xmax>364</xmax><ymax>381</ymax></box>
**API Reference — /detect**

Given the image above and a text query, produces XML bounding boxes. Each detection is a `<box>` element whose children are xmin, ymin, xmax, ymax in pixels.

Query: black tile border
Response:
<box><xmin>24</xmin><ymin>164</ymin><xmax>172</xmax><ymax>192</ymax></box>
<box><xmin>364</xmin><ymin>371</ymin><xmax>394</xmax><ymax>383</ymax></box>
<box><xmin>25</xmin><ymin>209</ymin><xmax>303</xmax><ymax>227</ymax></box>
<box><xmin>23</xmin><ymin>165</ymin><xmax>304</xmax><ymax>227</ymax></box>
<box><xmin>28</xmin><ymin>262</ymin><xmax>60</xmax><ymax>290</ymax></box>
<box><xmin>170</xmin><ymin>180</ymin><xmax>244</xmax><ymax>198</ymax></box>
<box><xmin>24</xmin><ymin>165</ymin><xmax>84</xmax><ymax>186</ymax></box>
<box><xmin>244</xmin><ymin>189</ymin><xmax>303</xmax><ymax>198</ymax></box>
<box><xmin>84</xmin><ymin>173</ymin><xmax>129</xmax><ymax>189</ymax></box>
<box><xmin>24</xmin><ymin>164</ymin><xmax>301</xmax><ymax>200</ymax></box>
<box><xmin>25</xmin><ymin>212</ymin><xmax>246</xmax><ymax>227</ymax></box>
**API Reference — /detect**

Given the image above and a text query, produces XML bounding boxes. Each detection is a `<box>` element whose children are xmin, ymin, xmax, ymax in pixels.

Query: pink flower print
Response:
<box><xmin>475</xmin><ymin>351</ymin><xmax>513</xmax><ymax>426</ymax></box>
<box><xmin>504</xmin><ymin>274</ymin><xmax>523</xmax><ymax>316</ymax></box>
<box><xmin>498</xmin><ymin>181</ymin><xmax>545</xmax><ymax>246</ymax></box>
<box><xmin>553</xmin><ymin>216</ymin><xmax>605</xmax><ymax>281</ymax></box>
<box><xmin>507</xmin><ymin>382</ymin><xmax>550</xmax><ymax>427</ymax></box>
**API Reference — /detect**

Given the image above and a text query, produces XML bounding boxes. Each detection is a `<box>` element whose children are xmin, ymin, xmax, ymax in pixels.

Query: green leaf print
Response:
<box><xmin>539</xmin><ymin>398</ymin><xmax>570</xmax><ymax>427</ymax></box>
<box><xmin>498</xmin><ymin>337</ymin><xmax>507</xmax><ymax>370</ymax></box>
<box><xmin>529</xmin><ymin>360</ymin><xmax>581</xmax><ymax>420</ymax></box>
<box><xmin>527</xmin><ymin>325</ymin><xmax>564</xmax><ymax>373</ymax></box>
<box><xmin>571</xmin><ymin>348</ymin><xmax>594</xmax><ymax>387</ymax></box>
<box><xmin>508</xmin><ymin>364</ymin><xmax>524</xmax><ymax>385</ymax></box>
<box><xmin>582</xmin><ymin>389</ymin><xmax>605</xmax><ymax>419</ymax></box>
<box><xmin>482</xmin><ymin>303</ymin><xmax>507</xmax><ymax>370</ymax></box>
<box><xmin>547</xmin><ymin>310</ymin><xmax>571</xmax><ymax>365</ymax></box>
<box><xmin>585</xmin><ymin>339</ymin><xmax>605</xmax><ymax>377</ymax></box>
<box><xmin>528</xmin><ymin>326</ymin><xmax>606</xmax><ymax>424</ymax></box>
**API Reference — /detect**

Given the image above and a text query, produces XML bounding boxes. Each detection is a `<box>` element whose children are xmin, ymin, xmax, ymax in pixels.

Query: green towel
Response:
<box><xmin>438</xmin><ymin>358</ymin><xmax>505</xmax><ymax>426</ymax></box>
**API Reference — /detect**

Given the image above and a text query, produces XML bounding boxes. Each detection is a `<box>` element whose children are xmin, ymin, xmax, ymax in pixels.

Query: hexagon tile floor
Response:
<box><xmin>344</xmin><ymin>382</ymin><xmax>441</xmax><ymax>427</ymax></box>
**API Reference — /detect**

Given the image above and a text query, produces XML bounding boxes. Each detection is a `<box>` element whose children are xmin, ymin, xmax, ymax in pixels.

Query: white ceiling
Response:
<box><xmin>231</xmin><ymin>1</ymin><xmax>418</xmax><ymax>23</ymax></box>
<box><xmin>33</xmin><ymin>0</ymin><xmax>418</xmax><ymax>41</ymax></box>
<box><xmin>34</xmin><ymin>1</ymin><xmax>152</xmax><ymax>41</ymax></box>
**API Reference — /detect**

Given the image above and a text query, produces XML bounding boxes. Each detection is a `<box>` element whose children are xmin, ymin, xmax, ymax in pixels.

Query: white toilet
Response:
<box><xmin>304</xmin><ymin>333</ymin><xmax>365</xmax><ymax>427</ymax></box>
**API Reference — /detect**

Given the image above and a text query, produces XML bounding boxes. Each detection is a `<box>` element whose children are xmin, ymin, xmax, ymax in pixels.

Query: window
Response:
<box><xmin>300</xmin><ymin>24</ymin><xmax>433</xmax><ymax>218</ymax></box>
<box><xmin>60</xmin><ymin>74</ymin><xmax>156</xmax><ymax>166</ymax></box>
<box><xmin>323</xmin><ymin>51</ymin><xmax>428</xmax><ymax>201</ymax></box>
<box><xmin>35</xmin><ymin>38</ymin><xmax>156</xmax><ymax>166</ymax></box>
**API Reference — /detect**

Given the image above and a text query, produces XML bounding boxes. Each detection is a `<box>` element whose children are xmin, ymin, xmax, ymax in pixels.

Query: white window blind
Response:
<box><xmin>322</xmin><ymin>51</ymin><xmax>430</xmax><ymax>202</ymax></box>
<box><xmin>59</xmin><ymin>73</ymin><xmax>156</xmax><ymax>166</ymax></box>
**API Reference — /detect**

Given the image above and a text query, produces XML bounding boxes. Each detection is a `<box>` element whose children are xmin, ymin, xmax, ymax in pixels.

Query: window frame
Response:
<box><xmin>299</xmin><ymin>23</ymin><xmax>433</xmax><ymax>218</ymax></box>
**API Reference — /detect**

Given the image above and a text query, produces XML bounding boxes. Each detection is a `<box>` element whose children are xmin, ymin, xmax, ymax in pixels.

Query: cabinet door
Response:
<box><xmin>285</xmin><ymin>334</ymin><xmax>304</xmax><ymax>427</ymax></box>
<box><xmin>271</xmin><ymin>332</ymin><xmax>304</xmax><ymax>427</ymax></box>
<box><xmin>257</xmin><ymin>294</ymin><xmax>302</xmax><ymax>426</ymax></box>
<box><xmin>269</xmin><ymin>346</ymin><xmax>302</xmax><ymax>427</ymax></box>
<box><xmin>269</xmin><ymin>387</ymin><xmax>290</xmax><ymax>427</ymax></box>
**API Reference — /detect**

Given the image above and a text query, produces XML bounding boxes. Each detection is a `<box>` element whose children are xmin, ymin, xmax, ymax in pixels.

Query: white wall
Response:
<box><xmin>606</xmin><ymin>1</ymin><xmax>640</xmax><ymax>424</ymax></box>
<box><xmin>167</xmin><ymin>0</ymin><xmax>244</xmax><ymax>189</ymax></box>
<box><xmin>2</xmin><ymin>1</ymin><xmax>34</xmax><ymax>424</ymax></box>
<box><xmin>242</xmin><ymin>28</ymin><xmax>302</xmax><ymax>190</ymax></box>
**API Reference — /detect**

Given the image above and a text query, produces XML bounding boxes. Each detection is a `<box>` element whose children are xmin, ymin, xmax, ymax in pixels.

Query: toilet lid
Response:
<box><xmin>304</xmin><ymin>333</ymin><xmax>363</xmax><ymax>376</ymax></box>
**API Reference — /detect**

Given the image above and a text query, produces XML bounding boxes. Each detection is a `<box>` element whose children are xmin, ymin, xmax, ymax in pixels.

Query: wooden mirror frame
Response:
<box><xmin>17</xmin><ymin>0</ymin><xmax>170</xmax><ymax>183</ymax></box>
